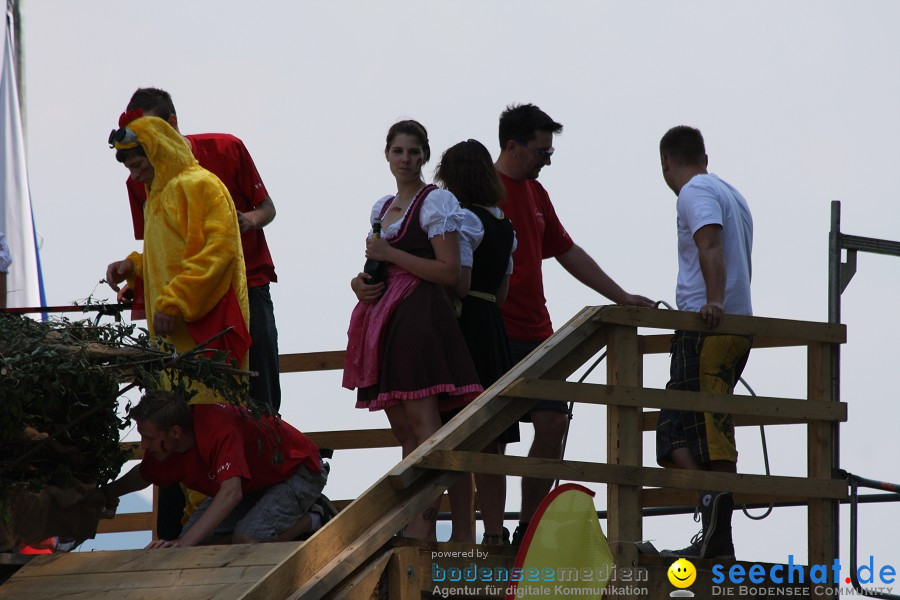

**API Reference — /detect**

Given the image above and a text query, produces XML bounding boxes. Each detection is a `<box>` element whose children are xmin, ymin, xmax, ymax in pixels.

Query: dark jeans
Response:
<box><xmin>157</xmin><ymin>483</ymin><xmax>185</xmax><ymax>541</ymax></box>
<box><xmin>248</xmin><ymin>284</ymin><xmax>281</xmax><ymax>412</ymax></box>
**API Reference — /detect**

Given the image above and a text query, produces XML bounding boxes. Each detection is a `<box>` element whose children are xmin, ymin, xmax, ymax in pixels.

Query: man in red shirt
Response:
<box><xmin>123</xmin><ymin>88</ymin><xmax>281</xmax><ymax>414</ymax></box>
<box><xmin>100</xmin><ymin>391</ymin><xmax>326</xmax><ymax>547</ymax></box>
<box><xmin>494</xmin><ymin>104</ymin><xmax>654</xmax><ymax>544</ymax></box>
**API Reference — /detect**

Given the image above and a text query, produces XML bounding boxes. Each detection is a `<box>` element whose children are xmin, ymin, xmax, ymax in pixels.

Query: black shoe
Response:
<box><xmin>661</xmin><ymin>491</ymin><xmax>735</xmax><ymax>560</ymax></box>
<box><xmin>511</xmin><ymin>522</ymin><xmax>529</xmax><ymax>545</ymax></box>
<box><xmin>481</xmin><ymin>527</ymin><xmax>511</xmax><ymax>545</ymax></box>
<box><xmin>700</xmin><ymin>491</ymin><xmax>734</xmax><ymax>559</ymax></box>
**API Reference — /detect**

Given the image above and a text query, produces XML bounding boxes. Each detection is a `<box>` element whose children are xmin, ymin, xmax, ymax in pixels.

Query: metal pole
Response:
<box><xmin>827</xmin><ymin>200</ymin><xmax>842</xmax><ymax>566</ymax></box>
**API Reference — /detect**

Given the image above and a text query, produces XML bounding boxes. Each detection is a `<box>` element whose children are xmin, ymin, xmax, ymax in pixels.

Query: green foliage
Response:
<box><xmin>0</xmin><ymin>312</ymin><xmax>257</xmax><ymax>513</ymax></box>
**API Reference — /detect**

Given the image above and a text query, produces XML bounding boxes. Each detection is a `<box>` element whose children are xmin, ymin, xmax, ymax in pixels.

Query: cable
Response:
<box><xmin>554</xmin><ymin>299</ymin><xmax>775</xmax><ymax>524</ymax></box>
<box><xmin>736</xmin><ymin>377</ymin><xmax>774</xmax><ymax>520</ymax></box>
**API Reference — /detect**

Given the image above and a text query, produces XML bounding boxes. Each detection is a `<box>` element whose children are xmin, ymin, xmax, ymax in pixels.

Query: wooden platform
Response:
<box><xmin>0</xmin><ymin>542</ymin><xmax>302</xmax><ymax>600</ymax></box>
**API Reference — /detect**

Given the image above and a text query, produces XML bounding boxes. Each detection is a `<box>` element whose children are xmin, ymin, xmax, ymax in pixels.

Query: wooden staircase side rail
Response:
<box><xmin>237</xmin><ymin>306</ymin><xmax>610</xmax><ymax>598</ymax></box>
<box><xmin>416</xmin><ymin>450</ymin><xmax>848</xmax><ymax>501</ymax></box>
<box><xmin>640</xmin><ymin>332</ymin><xmax>822</xmax><ymax>354</ymax></box>
<box><xmin>503</xmin><ymin>379</ymin><xmax>848</xmax><ymax>423</ymax></box>
<box><xmin>641</xmin><ymin>411</ymin><xmax>820</xmax><ymax>430</ymax></box>
<box><xmin>595</xmin><ymin>305</ymin><xmax>847</xmax><ymax>344</ymax></box>
<box><xmin>242</xmin><ymin>472</ymin><xmax>457</xmax><ymax>600</ymax></box>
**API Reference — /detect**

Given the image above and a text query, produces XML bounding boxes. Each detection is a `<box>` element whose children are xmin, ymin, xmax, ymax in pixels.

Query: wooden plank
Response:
<box><xmin>0</xmin><ymin>583</ymin><xmax>241</xmax><ymax>600</ymax></box>
<box><xmin>327</xmin><ymin>550</ymin><xmax>391</xmax><ymax>600</ymax></box>
<box><xmin>8</xmin><ymin>544</ymin><xmax>298</xmax><ymax>579</ymax></box>
<box><xmin>606</xmin><ymin>325</ymin><xmax>642</xmax><ymax>568</ymax></box>
<box><xmin>642</xmin><ymin>410</ymin><xmax>809</xmax><ymax>431</ymax></box>
<box><xmin>505</xmin><ymin>379</ymin><xmax>848</xmax><ymax>422</ymax></box>
<box><xmin>279</xmin><ymin>351</ymin><xmax>345</xmax><ymax>373</ymax></box>
<box><xmin>594</xmin><ymin>305</ymin><xmax>846</xmax><ymax>344</ymax></box>
<box><xmin>0</xmin><ymin>565</ymin><xmax>271</xmax><ymax>598</ymax></box>
<box><xmin>418</xmin><ymin>451</ymin><xmax>848</xmax><ymax>500</ymax></box>
<box><xmin>119</xmin><ymin>441</ymin><xmax>141</xmax><ymax>458</ymax></box>
<box><xmin>807</xmin><ymin>342</ymin><xmax>837</xmax><ymax>595</ymax></box>
<box><xmin>641</xmin><ymin>333</ymin><xmax>811</xmax><ymax>355</ymax></box>
<box><xmin>306</xmin><ymin>428</ymin><xmax>398</xmax><ymax>450</ymax></box>
<box><xmin>96</xmin><ymin>511</ymin><xmax>154</xmax><ymax>534</ymax></box>
<box><xmin>642</xmin><ymin>487</ymin><xmax>807</xmax><ymax>508</ymax></box>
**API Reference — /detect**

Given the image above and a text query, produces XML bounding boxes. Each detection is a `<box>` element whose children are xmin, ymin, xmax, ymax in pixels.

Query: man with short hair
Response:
<box><xmin>656</xmin><ymin>125</ymin><xmax>753</xmax><ymax>559</ymax></box>
<box><xmin>99</xmin><ymin>391</ymin><xmax>326</xmax><ymax>547</ymax></box>
<box><xmin>494</xmin><ymin>104</ymin><xmax>654</xmax><ymax>544</ymax></box>
<box><xmin>123</xmin><ymin>88</ymin><xmax>282</xmax><ymax>414</ymax></box>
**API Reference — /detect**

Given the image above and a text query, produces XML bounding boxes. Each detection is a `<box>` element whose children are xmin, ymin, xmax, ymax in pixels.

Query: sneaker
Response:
<box><xmin>700</xmin><ymin>491</ymin><xmax>734</xmax><ymax>559</ymax></box>
<box><xmin>660</xmin><ymin>491</ymin><xmax>735</xmax><ymax>560</ymax></box>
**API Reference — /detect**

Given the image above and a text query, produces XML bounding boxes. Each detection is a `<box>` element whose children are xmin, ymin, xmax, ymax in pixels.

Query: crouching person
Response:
<box><xmin>101</xmin><ymin>391</ymin><xmax>327</xmax><ymax>547</ymax></box>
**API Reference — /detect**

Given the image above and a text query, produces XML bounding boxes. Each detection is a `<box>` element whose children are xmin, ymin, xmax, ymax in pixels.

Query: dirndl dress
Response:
<box><xmin>343</xmin><ymin>184</ymin><xmax>483</xmax><ymax>411</ymax></box>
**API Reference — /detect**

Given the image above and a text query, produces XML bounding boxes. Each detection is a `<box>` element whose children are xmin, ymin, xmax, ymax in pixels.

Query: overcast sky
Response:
<box><xmin>17</xmin><ymin>0</ymin><xmax>900</xmax><ymax>567</ymax></box>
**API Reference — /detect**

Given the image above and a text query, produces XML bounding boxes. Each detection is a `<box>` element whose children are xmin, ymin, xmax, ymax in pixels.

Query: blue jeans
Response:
<box><xmin>248</xmin><ymin>284</ymin><xmax>281</xmax><ymax>412</ymax></box>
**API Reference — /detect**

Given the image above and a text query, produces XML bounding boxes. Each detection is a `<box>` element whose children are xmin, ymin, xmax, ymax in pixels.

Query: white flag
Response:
<box><xmin>1</xmin><ymin>3</ymin><xmax>45</xmax><ymax>309</ymax></box>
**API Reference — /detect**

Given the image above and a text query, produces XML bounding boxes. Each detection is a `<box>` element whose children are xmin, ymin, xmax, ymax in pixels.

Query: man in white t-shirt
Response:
<box><xmin>656</xmin><ymin>126</ymin><xmax>753</xmax><ymax>560</ymax></box>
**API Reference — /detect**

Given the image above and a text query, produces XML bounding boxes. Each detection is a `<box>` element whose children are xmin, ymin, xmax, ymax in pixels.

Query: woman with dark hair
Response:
<box><xmin>435</xmin><ymin>139</ymin><xmax>518</xmax><ymax>545</ymax></box>
<box><xmin>343</xmin><ymin>120</ymin><xmax>482</xmax><ymax>541</ymax></box>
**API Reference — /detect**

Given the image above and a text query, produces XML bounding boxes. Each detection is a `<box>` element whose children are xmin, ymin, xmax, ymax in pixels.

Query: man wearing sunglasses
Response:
<box><xmin>493</xmin><ymin>103</ymin><xmax>655</xmax><ymax>545</ymax></box>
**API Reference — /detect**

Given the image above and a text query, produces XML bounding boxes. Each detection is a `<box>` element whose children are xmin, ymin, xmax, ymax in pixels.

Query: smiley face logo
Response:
<box><xmin>667</xmin><ymin>558</ymin><xmax>697</xmax><ymax>588</ymax></box>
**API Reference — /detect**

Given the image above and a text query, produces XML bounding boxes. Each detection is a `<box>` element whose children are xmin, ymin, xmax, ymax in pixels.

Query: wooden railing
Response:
<box><xmin>235</xmin><ymin>305</ymin><xmax>847</xmax><ymax>600</ymax></box>
<box><xmin>97</xmin><ymin>305</ymin><xmax>847</xmax><ymax>600</ymax></box>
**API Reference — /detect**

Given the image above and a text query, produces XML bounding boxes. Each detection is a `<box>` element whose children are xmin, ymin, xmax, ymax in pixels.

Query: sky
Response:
<box><xmin>15</xmin><ymin>0</ymin><xmax>900</xmax><ymax>570</ymax></box>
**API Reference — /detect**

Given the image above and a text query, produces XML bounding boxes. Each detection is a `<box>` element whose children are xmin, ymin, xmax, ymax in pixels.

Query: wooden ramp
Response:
<box><xmin>0</xmin><ymin>542</ymin><xmax>301</xmax><ymax>600</ymax></box>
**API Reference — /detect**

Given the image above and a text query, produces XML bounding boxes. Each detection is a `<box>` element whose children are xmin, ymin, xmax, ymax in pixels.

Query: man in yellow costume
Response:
<box><xmin>105</xmin><ymin>109</ymin><xmax>252</xmax><ymax>540</ymax></box>
<box><xmin>105</xmin><ymin>109</ymin><xmax>251</xmax><ymax>382</ymax></box>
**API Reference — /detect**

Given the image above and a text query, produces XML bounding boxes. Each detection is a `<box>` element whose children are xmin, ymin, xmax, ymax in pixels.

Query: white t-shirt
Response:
<box><xmin>0</xmin><ymin>233</ymin><xmax>11</xmax><ymax>273</ymax></box>
<box><xmin>675</xmin><ymin>173</ymin><xmax>753</xmax><ymax>315</ymax></box>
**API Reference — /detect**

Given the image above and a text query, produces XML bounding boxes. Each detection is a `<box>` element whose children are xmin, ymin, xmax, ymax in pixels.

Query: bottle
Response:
<box><xmin>363</xmin><ymin>218</ymin><xmax>388</xmax><ymax>285</ymax></box>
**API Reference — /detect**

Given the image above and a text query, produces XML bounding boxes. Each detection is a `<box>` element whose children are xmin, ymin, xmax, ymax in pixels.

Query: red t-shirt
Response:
<box><xmin>497</xmin><ymin>172</ymin><xmax>574</xmax><ymax>342</ymax></box>
<box><xmin>126</xmin><ymin>133</ymin><xmax>277</xmax><ymax>287</ymax></box>
<box><xmin>140</xmin><ymin>404</ymin><xmax>321</xmax><ymax>497</ymax></box>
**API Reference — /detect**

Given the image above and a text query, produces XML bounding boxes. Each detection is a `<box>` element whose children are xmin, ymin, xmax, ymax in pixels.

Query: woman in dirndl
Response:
<box><xmin>343</xmin><ymin>120</ymin><xmax>482</xmax><ymax>541</ymax></box>
<box><xmin>435</xmin><ymin>139</ymin><xmax>519</xmax><ymax>545</ymax></box>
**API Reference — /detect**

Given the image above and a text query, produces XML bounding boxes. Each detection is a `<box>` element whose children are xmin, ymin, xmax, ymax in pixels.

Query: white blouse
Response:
<box><xmin>459</xmin><ymin>206</ymin><xmax>517</xmax><ymax>274</ymax></box>
<box><xmin>370</xmin><ymin>188</ymin><xmax>466</xmax><ymax>240</ymax></box>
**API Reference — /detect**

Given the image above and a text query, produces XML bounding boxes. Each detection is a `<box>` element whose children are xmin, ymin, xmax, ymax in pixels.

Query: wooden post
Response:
<box><xmin>606</xmin><ymin>325</ymin><xmax>642</xmax><ymax>568</ymax></box>
<box><xmin>808</xmin><ymin>342</ymin><xmax>837</xmax><ymax>599</ymax></box>
<box><xmin>388</xmin><ymin>546</ymin><xmax>421</xmax><ymax>600</ymax></box>
<box><xmin>150</xmin><ymin>485</ymin><xmax>159</xmax><ymax>540</ymax></box>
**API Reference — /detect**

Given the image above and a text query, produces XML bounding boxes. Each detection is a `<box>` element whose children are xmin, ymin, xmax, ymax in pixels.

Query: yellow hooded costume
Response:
<box><xmin>122</xmin><ymin>116</ymin><xmax>251</xmax><ymax>401</ymax></box>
